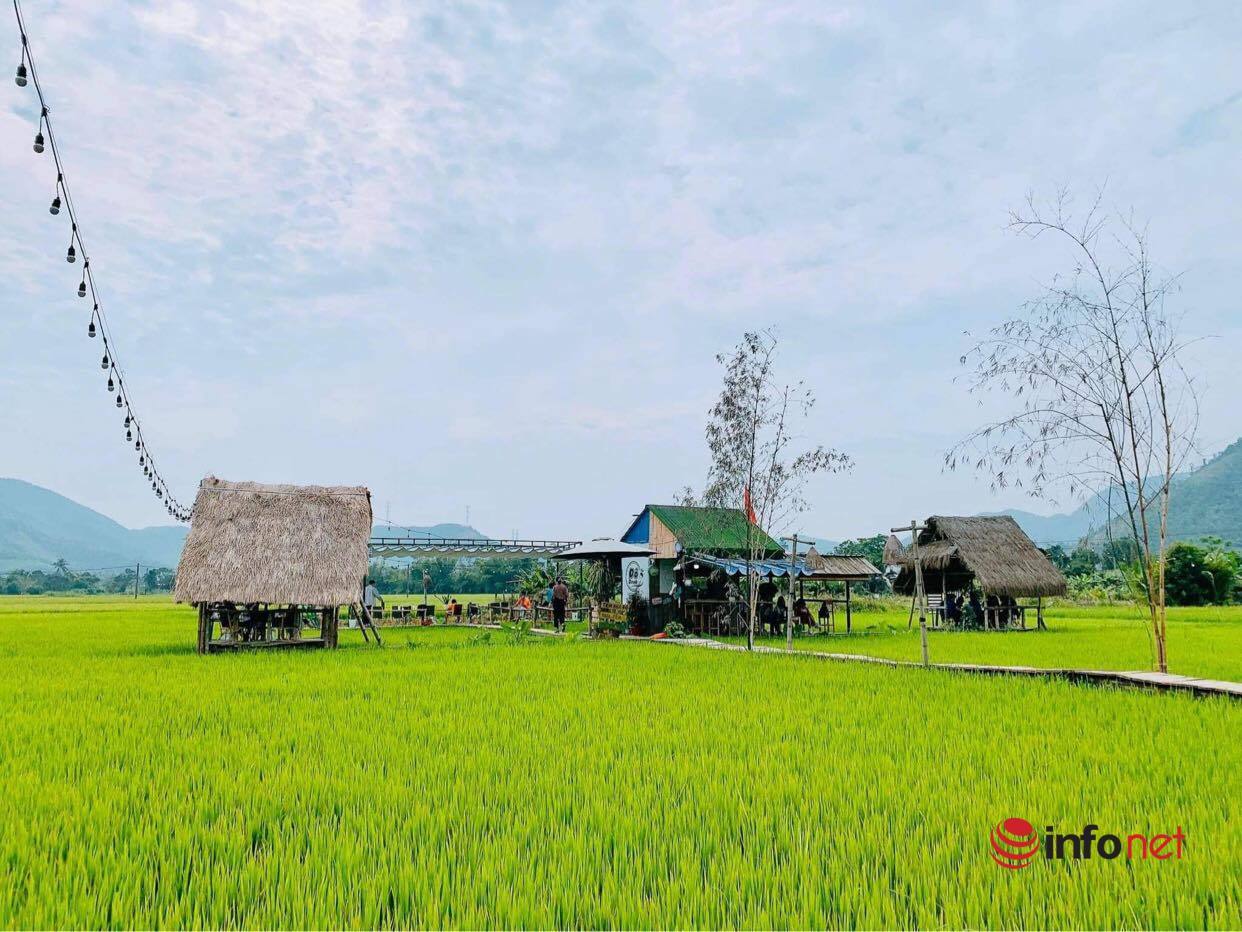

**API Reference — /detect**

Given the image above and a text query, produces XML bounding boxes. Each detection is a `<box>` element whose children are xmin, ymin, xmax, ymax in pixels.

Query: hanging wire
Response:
<box><xmin>10</xmin><ymin>0</ymin><xmax>189</xmax><ymax>520</ymax></box>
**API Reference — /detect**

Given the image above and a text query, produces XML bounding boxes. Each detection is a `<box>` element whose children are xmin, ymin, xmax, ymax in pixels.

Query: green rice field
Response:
<box><xmin>724</xmin><ymin>602</ymin><xmax>1242</xmax><ymax>681</ymax></box>
<box><xmin>0</xmin><ymin>596</ymin><xmax>1238</xmax><ymax>929</ymax></box>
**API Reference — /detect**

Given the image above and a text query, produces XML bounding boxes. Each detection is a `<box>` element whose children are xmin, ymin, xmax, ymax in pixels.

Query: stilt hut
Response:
<box><xmin>174</xmin><ymin>478</ymin><xmax>373</xmax><ymax>653</ymax></box>
<box><xmin>888</xmin><ymin>515</ymin><xmax>1066</xmax><ymax>629</ymax></box>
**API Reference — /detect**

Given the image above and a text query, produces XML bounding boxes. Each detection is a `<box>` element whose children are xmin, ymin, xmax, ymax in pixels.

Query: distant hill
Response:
<box><xmin>0</xmin><ymin>478</ymin><xmax>188</xmax><ymax>572</ymax></box>
<box><xmin>992</xmin><ymin>438</ymin><xmax>1242</xmax><ymax>548</ymax></box>
<box><xmin>0</xmin><ymin>478</ymin><xmax>495</xmax><ymax>573</ymax></box>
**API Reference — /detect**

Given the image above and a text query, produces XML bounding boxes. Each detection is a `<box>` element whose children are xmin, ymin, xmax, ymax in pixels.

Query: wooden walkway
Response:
<box><xmin>644</xmin><ymin>636</ymin><xmax>1242</xmax><ymax>699</ymax></box>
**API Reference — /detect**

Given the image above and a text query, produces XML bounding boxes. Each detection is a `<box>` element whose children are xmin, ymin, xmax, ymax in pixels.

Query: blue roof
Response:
<box><xmin>686</xmin><ymin>552</ymin><xmax>819</xmax><ymax>578</ymax></box>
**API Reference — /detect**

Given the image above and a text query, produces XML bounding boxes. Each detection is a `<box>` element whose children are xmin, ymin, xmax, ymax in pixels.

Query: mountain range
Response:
<box><xmin>0</xmin><ymin>479</ymin><xmax>490</xmax><ymax>574</ymax></box>
<box><xmin>991</xmin><ymin>438</ymin><xmax>1242</xmax><ymax>548</ymax></box>
<box><xmin>3</xmin><ymin>440</ymin><xmax>1240</xmax><ymax>572</ymax></box>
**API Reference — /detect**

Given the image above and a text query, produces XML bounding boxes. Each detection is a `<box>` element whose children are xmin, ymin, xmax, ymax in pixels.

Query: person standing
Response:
<box><xmin>551</xmin><ymin>577</ymin><xmax>570</xmax><ymax>632</ymax></box>
<box><xmin>362</xmin><ymin>578</ymin><xmax>384</xmax><ymax>622</ymax></box>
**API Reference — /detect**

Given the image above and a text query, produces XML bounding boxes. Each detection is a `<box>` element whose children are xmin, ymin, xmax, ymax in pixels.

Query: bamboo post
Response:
<box><xmin>782</xmin><ymin>535</ymin><xmax>802</xmax><ymax>651</ymax></box>
<box><xmin>845</xmin><ymin>580</ymin><xmax>852</xmax><ymax>634</ymax></box>
<box><xmin>894</xmin><ymin>521</ymin><xmax>930</xmax><ymax>666</ymax></box>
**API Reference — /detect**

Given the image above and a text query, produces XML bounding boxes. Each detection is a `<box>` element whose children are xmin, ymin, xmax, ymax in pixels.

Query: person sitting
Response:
<box><xmin>817</xmin><ymin>600</ymin><xmax>832</xmax><ymax>629</ymax></box>
<box><xmin>944</xmin><ymin>593</ymin><xmax>960</xmax><ymax>625</ymax></box>
<box><xmin>794</xmin><ymin>597</ymin><xmax>811</xmax><ymax>628</ymax></box>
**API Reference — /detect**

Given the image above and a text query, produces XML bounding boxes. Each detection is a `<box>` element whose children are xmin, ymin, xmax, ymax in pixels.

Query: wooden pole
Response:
<box><xmin>894</xmin><ymin>521</ymin><xmax>930</xmax><ymax>666</ymax></box>
<box><xmin>845</xmin><ymin>580</ymin><xmax>852</xmax><ymax>634</ymax></box>
<box><xmin>196</xmin><ymin>603</ymin><xmax>207</xmax><ymax>654</ymax></box>
<box><xmin>782</xmin><ymin>535</ymin><xmax>802</xmax><ymax>650</ymax></box>
<box><xmin>134</xmin><ymin>562</ymin><xmax>140</xmax><ymax>599</ymax></box>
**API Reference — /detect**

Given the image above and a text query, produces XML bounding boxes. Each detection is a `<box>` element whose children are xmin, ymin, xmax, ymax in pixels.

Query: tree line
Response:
<box><xmin>2</xmin><ymin>564</ymin><xmax>176</xmax><ymax>595</ymax></box>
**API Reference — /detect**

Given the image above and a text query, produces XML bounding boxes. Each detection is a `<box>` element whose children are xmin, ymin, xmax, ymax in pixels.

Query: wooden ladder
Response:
<box><xmin>352</xmin><ymin>603</ymin><xmax>384</xmax><ymax>645</ymax></box>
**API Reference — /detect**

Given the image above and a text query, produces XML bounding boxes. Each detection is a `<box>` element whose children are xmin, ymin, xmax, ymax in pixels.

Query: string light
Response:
<box><xmin>11</xmin><ymin>0</ymin><xmax>188</xmax><ymax>521</ymax></box>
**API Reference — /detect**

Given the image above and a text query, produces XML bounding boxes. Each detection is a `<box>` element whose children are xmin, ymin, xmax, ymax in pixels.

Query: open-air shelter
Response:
<box><xmin>887</xmin><ymin>515</ymin><xmax>1067</xmax><ymax>628</ymax></box>
<box><xmin>174</xmin><ymin>477</ymin><xmax>373</xmax><ymax>652</ymax></box>
<box><xmin>678</xmin><ymin>547</ymin><xmax>880</xmax><ymax>633</ymax></box>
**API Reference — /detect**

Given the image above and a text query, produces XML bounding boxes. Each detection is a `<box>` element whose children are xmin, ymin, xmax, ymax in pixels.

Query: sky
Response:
<box><xmin>1</xmin><ymin>0</ymin><xmax>1240</xmax><ymax>541</ymax></box>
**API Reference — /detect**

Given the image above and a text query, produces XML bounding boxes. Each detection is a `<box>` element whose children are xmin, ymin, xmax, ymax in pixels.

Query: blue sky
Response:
<box><xmin>2</xmin><ymin>0</ymin><xmax>1240</xmax><ymax>540</ymax></box>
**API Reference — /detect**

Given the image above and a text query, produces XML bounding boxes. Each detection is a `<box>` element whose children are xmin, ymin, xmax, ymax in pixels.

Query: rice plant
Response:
<box><xmin>0</xmin><ymin>596</ymin><xmax>1237</xmax><ymax>929</ymax></box>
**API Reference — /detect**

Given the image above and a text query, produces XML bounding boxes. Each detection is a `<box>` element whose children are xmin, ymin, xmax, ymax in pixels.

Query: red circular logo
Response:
<box><xmin>990</xmin><ymin>817</ymin><xmax>1039</xmax><ymax>869</ymax></box>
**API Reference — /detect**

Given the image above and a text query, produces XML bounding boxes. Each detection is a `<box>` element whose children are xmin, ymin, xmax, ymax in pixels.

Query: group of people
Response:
<box><xmin>941</xmin><ymin>590</ymin><xmax>1021</xmax><ymax>627</ymax></box>
<box><xmin>511</xmin><ymin>579</ymin><xmax>572</xmax><ymax>632</ymax></box>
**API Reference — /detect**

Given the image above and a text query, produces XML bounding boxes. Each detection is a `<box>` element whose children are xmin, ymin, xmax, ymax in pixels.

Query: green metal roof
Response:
<box><xmin>646</xmin><ymin>504</ymin><xmax>783</xmax><ymax>556</ymax></box>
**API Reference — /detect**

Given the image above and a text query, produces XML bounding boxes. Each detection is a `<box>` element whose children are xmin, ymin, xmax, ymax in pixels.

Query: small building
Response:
<box><xmin>888</xmin><ymin>515</ymin><xmax>1067</xmax><ymax>628</ymax></box>
<box><xmin>174</xmin><ymin>477</ymin><xmax>373</xmax><ymax>652</ymax></box>
<box><xmin>621</xmin><ymin>504</ymin><xmax>783</xmax><ymax>596</ymax></box>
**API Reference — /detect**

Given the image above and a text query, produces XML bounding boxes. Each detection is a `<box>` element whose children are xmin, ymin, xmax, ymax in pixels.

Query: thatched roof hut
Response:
<box><xmin>891</xmin><ymin>515</ymin><xmax>1066</xmax><ymax>599</ymax></box>
<box><xmin>174</xmin><ymin>477</ymin><xmax>372</xmax><ymax>607</ymax></box>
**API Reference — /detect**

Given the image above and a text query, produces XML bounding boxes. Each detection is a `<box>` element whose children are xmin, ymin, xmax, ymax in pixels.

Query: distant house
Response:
<box><xmin>174</xmin><ymin>477</ymin><xmax>373</xmax><ymax>652</ymax></box>
<box><xmin>621</xmin><ymin>504</ymin><xmax>782</xmax><ymax>596</ymax></box>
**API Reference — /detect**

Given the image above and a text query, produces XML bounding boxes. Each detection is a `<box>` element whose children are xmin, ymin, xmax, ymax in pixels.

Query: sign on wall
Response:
<box><xmin>621</xmin><ymin>556</ymin><xmax>650</xmax><ymax>603</ymax></box>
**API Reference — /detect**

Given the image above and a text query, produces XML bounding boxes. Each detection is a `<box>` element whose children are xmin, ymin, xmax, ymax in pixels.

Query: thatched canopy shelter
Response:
<box><xmin>175</xmin><ymin>477</ymin><xmax>372</xmax><ymax>652</ymax></box>
<box><xmin>891</xmin><ymin>515</ymin><xmax>1066</xmax><ymax>599</ymax></box>
<box><xmin>802</xmin><ymin>547</ymin><xmax>881</xmax><ymax>581</ymax></box>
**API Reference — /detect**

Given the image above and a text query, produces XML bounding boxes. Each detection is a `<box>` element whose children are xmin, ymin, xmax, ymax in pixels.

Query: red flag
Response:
<box><xmin>743</xmin><ymin>486</ymin><xmax>757</xmax><ymax>524</ymax></box>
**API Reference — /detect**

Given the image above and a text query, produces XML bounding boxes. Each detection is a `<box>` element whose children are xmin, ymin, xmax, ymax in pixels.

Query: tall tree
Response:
<box><xmin>948</xmin><ymin>192</ymin><xmax>1200</xmax><ymax>672</ymax></box>
<box><xmin>695</xmin><ymin>329</ymin><xmax>852</xmax><ymax>648</ymax></box>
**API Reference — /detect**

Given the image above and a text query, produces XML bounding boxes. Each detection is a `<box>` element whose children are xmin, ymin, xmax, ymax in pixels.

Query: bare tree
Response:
<box><xmin>948</xmin><ymin>191</ymin><xmax>1200</xmax><ymax>672</ymax></box>
<box><xmin>691</xmin><ymin>330</ymin><xmax>852</xmax><ymax>649</ymax></box>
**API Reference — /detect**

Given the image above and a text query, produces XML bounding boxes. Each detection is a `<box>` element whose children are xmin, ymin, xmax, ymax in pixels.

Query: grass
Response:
<box><xmin>721</xmin><ymin>601</ymin><xmax>1242</xmax><ymax>681</ymax></box>
<box><xmin>0</xmin><ymin>595</ymin><xmax>1238</xmax><ymax>929</ymax></box>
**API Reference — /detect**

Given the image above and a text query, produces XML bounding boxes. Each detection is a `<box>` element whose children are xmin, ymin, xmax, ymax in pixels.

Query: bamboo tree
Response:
<box><xmin>948</xmin><ymin>191</ymin><xmax>1200</xmax><ymax>672</ymax></box>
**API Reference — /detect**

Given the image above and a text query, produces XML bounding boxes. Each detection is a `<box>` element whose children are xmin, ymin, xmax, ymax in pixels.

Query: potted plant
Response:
<box><xmin>626</xmin><ymin>592</ymin><xmax>647</xmax><ymax>637</ymax></box>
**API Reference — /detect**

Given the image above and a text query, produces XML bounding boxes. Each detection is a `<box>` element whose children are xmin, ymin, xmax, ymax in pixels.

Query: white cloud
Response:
<box><xmin>1</xmin><ymin>0</ymin><xmax>1239</xmax><ymax>536</ymax></box>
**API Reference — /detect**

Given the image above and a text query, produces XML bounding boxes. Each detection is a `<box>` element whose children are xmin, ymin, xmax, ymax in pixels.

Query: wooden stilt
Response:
<box><xmin>196</xmin><ymin>603</ymin><xmax>208</xmax><ymax>654</ymax></box>
<box><xmin>844</xmin><ymin>581</ymin><xmax>852</xmax><ymax>634</ymax></box>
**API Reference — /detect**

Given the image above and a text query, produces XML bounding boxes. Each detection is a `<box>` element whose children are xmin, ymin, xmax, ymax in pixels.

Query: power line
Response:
<box><xmin>9</xmin><ymin>0</ymin><xmax>189</xmax><ymax>522</ymax></box>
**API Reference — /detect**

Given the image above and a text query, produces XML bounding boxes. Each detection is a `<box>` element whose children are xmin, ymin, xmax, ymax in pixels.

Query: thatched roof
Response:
<box><xmin>174</xmin><ymin>477</ymin><xmax>372</xmax><ymax>606</ymax></box>
<box><xmin>802</xmin><ymin>547</ymin><xmax>880</xmax><ymax>580</ymax></box>
<box><xmin>891</xmin><ymin>515</ymin><xmax>1066</xmax><ymax>598</ymax></box>
<box><xmin>882</xmin><ymin>534</ymin><xmax>906</xmax><ymax>565</ymax></box>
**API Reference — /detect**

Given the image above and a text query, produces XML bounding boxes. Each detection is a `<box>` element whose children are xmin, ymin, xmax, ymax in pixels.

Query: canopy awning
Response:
<box><xmin>683</xmin><ymin>551</ymin><xmax>880</xmax><ymax>580</ymax></box>
<box><xmin>552</xmin><ymin>539</ymin><xmax>655</xmax><ymax>560</ymax></box>
<box><xmin>681</xmin><ymin>552</ymin><xmax>817</xmax><ymax>578</ymax></box>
